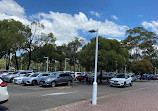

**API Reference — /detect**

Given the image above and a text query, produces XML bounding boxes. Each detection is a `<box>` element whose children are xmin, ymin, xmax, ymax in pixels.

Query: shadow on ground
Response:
<box><xmin>0</xmin><ymin>105</ymin><xmax>9</xmax><ymax>111</ymax></box>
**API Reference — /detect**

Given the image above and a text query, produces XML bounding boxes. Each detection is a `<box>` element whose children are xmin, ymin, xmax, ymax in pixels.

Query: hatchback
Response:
<box><xmin>0</xmin><ymin>77</ymin><xmax>9</xmax><ymax>104</ymax></box>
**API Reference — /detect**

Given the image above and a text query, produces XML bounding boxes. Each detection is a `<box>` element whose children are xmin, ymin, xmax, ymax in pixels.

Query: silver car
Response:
<box><xmin>39</xmin><ymin>72</ymin><xmax>73</xmax><ymax>87</ymax></box>
<box><xmin>22</xmin><ymin>72</ymin><xmax>50</xmax><ymax>86</ymax></box>
<box><xmin>2</xmin><ymin>72</ymin><xmax>20</xmax><ymax>83</ymax></box>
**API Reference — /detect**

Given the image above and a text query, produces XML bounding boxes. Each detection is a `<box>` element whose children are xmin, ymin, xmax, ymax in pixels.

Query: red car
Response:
<box><xmin>76</xmin><ymin>73</ymin><xmax>90</xmax><ymax>81</ymax></box>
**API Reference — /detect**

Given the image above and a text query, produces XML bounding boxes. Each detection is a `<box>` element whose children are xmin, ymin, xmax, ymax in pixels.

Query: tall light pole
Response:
<box><xmin>65</xmin><ymin>58</ymin><xmax>69</xmax><ymax>72</ymax></box>
<box><xmin>125</xmin><ymin>65</ymin><xmax>127</xmax><ymax>74</ymax></box>
<box><xmin>44</xmin><ymin>57</ymin><xmax>49</xmax><ymax>72</ymax></box>
<box><xmin>55</xmin><ymin>60</ymin><xmax>57</xmax><ymax>71</ymax></box>
<box><xmin>155</xmin><ymin>67</ymin><xmax>156</xmax><ymax>75</ymax></box>
<box><xmin>89</xmin><ymin>29</ymin><xmax>98</xmax><ymax>105</ymax></box>
<box><xmin>116</xmin><ymin>62</ymin><xmax>118</xmax><ymax>73</ymax></box>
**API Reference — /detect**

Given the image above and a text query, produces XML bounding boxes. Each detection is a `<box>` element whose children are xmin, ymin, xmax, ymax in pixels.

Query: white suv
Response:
<box><xmin>110</xmin><ymin>74</ymin><xmax>132</xmax><ymax>88</ymax></box>
<box><xmin>0</xmin><ymin>78</ymin><xmax>9</xmax><ymax>104</ymax></box>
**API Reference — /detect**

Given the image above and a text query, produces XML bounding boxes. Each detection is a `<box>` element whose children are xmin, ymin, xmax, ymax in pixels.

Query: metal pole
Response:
<box><xmin>5</xmin><ymin>56</ymin><xmax>7</xmax><ymax>70</ymax></box>
<box><xmin>155</xmin><ymin>67</ymin><xmax>156</xmax><ymax>75</ymax></box>
<box><xmin>47</xmin><ymin>58</ymin><xmax>48</xmax><ymax>72</ymax></box>
<box><xmin>92</xmin><ymin>29</ymin><xmax>98</xmax><ymax>105</ymax></box>
<box><xmin>44</xmin><ymin>57</ymin><xmax>49</xmax><ymax>72</ymax></box>
<box><xmin>125</xmin><ymin>66</ymin><xmax>126</xmax><ymax>73</ymax></box>
<box><xmin>65</xmin><ymin>58</ymin><xmax>66</xmax><ymax>72</ymax></box>
<box><xmin>116</xmin><ymin>62</ymin><xmax>117</xmax><ymax>73</ymax></box>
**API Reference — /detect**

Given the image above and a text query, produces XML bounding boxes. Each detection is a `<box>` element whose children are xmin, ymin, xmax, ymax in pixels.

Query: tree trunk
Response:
<box><xmin>100</xmin><ymin>68</ymin><xmax>103</xmax><ymax>83</ymax></box>
<box><xmin>14</xmin><ymin>51</ymin><xmax>19</xmax><ymax>70</ymax></box>
<box><xmin>27</xmin><ymin>50</ymin><xmax>31</xmax><ymax>70</ymax></box>
<box><xmin>6</xmin><ymin>50</ymin><xmax>10</xmax><ymax>70</ymax></box>
<box><xmin>74</xmin><ymin>57</ymin><xmax>76</xmax><ymax>73</ymax></box>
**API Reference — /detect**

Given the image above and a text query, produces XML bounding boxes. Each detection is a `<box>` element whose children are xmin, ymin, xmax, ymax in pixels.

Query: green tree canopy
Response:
<box><xmin>130</xmin><ymin>59</ymin><xmax>153</xmax><ymax>75</ymax></box>
<box><xmin>78</xmin><ymin>37</ymin><xmax>129</xmax><ymax>72</ymax></box>
<box><xmin>122</xmin><ymin>27</ymin><xmax>158</xmax><ymax>61</ymax></box>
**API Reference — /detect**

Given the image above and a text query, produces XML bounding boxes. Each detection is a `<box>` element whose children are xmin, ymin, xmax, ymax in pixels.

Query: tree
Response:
<box><xmin>66</xmin><ymin>37</ymin><xmax>83</xmax><ymax>72</ymax></box>
<box><xmin>130</xmin><ymin>59</ymin><xmax>153</xmax><ymax>75</ymax></box>
<box><xmin>0</xmin><ymin>19</ymin><xmax>30</xmax><ymax>70</ymax></box>
<box><xmin>78</xmin><ymin>37</ymin><xmax>129</xmax><ymax>74</ymax></box>
<box><xmin>122</xmin><ymin>27</ymin><xmax>158</xmax><ymax>61</ymax></box>
<box><xmin>24</xmin><ymin>21</ymin><xmax>56</xmax><ymax>70</ymax></box>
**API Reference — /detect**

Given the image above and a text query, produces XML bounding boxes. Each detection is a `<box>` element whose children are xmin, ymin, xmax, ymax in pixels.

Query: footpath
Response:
<box><xmin>43</xmin><ymin>85</ymin><xmax>158</xmax><ymax>111</ymax></box>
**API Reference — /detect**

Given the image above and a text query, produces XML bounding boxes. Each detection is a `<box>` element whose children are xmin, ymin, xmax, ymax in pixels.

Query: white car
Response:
<box><xmin>110</xmin><ymin>74</ymin><xmax>132</xmax><ymax>88</ymax></box>
<box><xmin>0</xmin><ymin>78</ymin><xmax>9</xmax><ymax>104</ymax></box>
<box><xmin>13</xmin><ymin>73</ymin><xmax>34</xmax><ymax>84</ymax></box>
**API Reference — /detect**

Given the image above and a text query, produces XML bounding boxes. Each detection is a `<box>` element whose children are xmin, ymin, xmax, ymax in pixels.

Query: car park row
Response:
<box><xmin>0</xmin><ymin>70</ymin><xmax>157</xmax><ymax>105</ymax></box>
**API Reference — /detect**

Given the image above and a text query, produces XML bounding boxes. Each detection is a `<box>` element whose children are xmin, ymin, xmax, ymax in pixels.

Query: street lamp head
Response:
<box><xmin>44</xmin><ymin>57</ymin><xmax>48</xmax><ymax>59</ymax></box>
<box><xmin>89</xmin><ymin>29</ymin><xmax>97</xmax><ymax>33</ymax></box>
<box><xmin>65</xmin><ymin>58</ymin><xmax>70</xmax><ymax>60</ymax></box>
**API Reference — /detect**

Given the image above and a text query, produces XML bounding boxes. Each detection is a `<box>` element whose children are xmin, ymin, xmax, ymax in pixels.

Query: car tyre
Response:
<box><xmin>123</xmin><ymin>82</ymin><xmax>126</xmax><ymax>88</ymax></box>
<box><xmin>130</xmin><ymin>82</ymin><xmax>133</xmax><ymax>86</ymax></box>
<box><xmin>97</xmin><ymin>78</ymin><xmax>101</xmax><ymax>84</ymax></box>
<box><xmin>51</xmin><ymin>81</ymin><xmax>56</xmax><ymax>87</ymax></box>
<box><xmin>67</xmin><ymin>80</ymin><xmax>72</xmax><ymax>86</ymax></box>
<box><xmin>10</xmin><ymin>78</ymin><xmax>14</xmax><ymax>83</ymax></box>
<box><xmin>32</xmin><ymin>80</ymin><xmax>37</xmax><ymax>86</ymax></box>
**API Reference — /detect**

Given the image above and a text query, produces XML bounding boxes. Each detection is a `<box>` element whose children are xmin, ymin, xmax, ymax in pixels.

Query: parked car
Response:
<box><xmin>76</xmin><ymin>72</ymin><xmax>88</xmax><ymax>81</ymax></box>
<box><xmin>71</xmin><ymin>72</ymin><xmax>82</xmax><ymax>79</ymax></box>
<box><xmin>13</xmin><ymin>73</ymin><xmax>34</xmax><ymax>84</ymax></box>
<box><xmin>22</xmin><ymin>72</ymin><xmax>50</xmax><ymax>86</ymax></box>
<box><xmin>2</xmin><ymin>72</ymin><xmax>20</xmax><ymax>82</ymax></box>
<box><xmin>39</xmin><ymin>72</ymin><xmax>73</xmax><ymax>87</ymax></box>
<box><xmin>154</xmin><ymin>75</ymin><xmax>158</xmax><ymax>80</ymax></box>
<box><xmin>87</xmin><ymin>72</ymin><xmax>108</xmax><ymax>84</ymax></box>
<box><xmin>130</xmin><ymin>74</ymin><xmax>137</xmax><ymax>81</ymax></box>
<box><xmin>0</xmin><ymin>77</ymin><xmax>9</xmax><ymax>104</ymax></box>
<box><xmin>88</xmin><ymin>72</ymin><xmax>101</xmax><ymax>84</ymax></box>
<box><xmin>0</xmin><ymin>72</ymin><xmax>14</xmax><ymax>78</ymax></box>
<box><xmin>110</xmin><ymin>73</ymin><xmax>132</xmax><ymax>88</ymax></box>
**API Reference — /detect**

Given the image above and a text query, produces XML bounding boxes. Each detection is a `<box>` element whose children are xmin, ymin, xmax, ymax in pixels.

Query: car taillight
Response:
<box><xmin>0</xmin><ymin>81</ymin><xmax>7</xmax><ymax>87</ymax></box>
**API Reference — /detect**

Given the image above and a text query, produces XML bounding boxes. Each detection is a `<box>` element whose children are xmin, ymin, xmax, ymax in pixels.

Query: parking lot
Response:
<box><xmin>1</xmin><ymin>80</ymin><xmax>158</xmax><ymax>111</ymax></box>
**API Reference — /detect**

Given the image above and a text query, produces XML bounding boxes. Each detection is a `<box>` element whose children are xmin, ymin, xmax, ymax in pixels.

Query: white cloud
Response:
<box><xmin>0</xmin><ymin>0</ymin><xmax>128</xmax><ymax>46</ymax></box>
<box><xmin>0</xmin><ymin>13</ymin><xmax>30</xmax><ymax>25</ymax></box>
<box><xmin>142</xmin><ymin>21</ymin><xmax>158</xmax><ymax>34</ymax></box>
<box><xmin>32</xmin><ymin>11</ymin><xmax>128</xmax><ymax>45</ymax></box>
<box><xmin>90</xmin><ymin>11</ymin><xmax>101</xmax><ymax>18</ymax></box>
<box><xmin>111</xmin><ymin>15</ymin><xmax>118</xmax><ymax>20</ymax></box>
<box><xmin>0</xmin><ymin>0</ymin><xmax>25</xmax><ymax>18</ymax></box>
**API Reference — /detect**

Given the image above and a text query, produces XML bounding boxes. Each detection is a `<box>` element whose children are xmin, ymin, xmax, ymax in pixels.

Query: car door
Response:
<box><xmin>38</xmin><ymin>74</ymin><xmax>49</xmax><ymax>82</ymax></box>
<box><xmin>56</xmin><ymin>74</ymin><xmax>64</xmax><ymax>84</ymax></box>
<box><xmin>126</xmin><ymin>75</ymin><xmax>131</xmax><ymax>84</ymax></box>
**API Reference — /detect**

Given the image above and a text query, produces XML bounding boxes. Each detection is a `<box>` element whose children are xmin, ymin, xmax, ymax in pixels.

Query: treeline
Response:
<box><xmin>0</xmin><ymin>19</ymin><xmax>158</xmax><ymax>74</ymax></box>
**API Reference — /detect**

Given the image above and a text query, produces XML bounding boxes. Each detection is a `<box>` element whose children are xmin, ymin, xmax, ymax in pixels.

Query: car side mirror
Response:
<box><xmin>57</xmin><ymin>76</ymin><xmax>60</xmax><ymax>78</ymax></box>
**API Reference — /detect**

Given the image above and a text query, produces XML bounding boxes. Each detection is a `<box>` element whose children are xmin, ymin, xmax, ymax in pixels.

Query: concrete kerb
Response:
<box><xmin>42</xmin><ymin>86</ymin><xmax>151</xmax><ymax>111</ymax></box>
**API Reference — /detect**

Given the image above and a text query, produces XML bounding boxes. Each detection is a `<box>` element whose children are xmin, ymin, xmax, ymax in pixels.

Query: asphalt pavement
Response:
<box><xmin>0</xmin><ymin>80</ymin><xmax>158</xmax><ymax>111</ymax></box>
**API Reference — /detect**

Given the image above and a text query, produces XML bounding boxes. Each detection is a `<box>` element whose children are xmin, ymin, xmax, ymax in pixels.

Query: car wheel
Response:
<box><xmin>10</xmin><ymin>78</ymin><xmax>14</xmax><ymax>83</ymax></box>
<box><xmin>32</xmin><ymin>80</ymin><xmax>37</xmax><ymax>86</ymax></box>
<box><xmin>123</xmin><ymin>82</ymin><xmax>126</xmax><ymax>88</ymax></box>
<box><xmin>97</xmin><ymin>78</ymin><xmax>101</xmax><ymax>84</ymax></box>
<box><xmin>67</xmin><ymin>81</ymin><xmax>72</xmax><ymax>86</ymax></box>
<box><xmin>51</xmin><ymin>81</ymin><xmax>56</xmax><ymax>87</ymax></box>
<box><xmin>130</xmin><ymin>82</ymin><xmax>133</xmax><ymax>86</ymax></box>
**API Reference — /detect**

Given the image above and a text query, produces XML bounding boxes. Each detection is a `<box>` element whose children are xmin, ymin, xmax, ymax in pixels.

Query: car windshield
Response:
<box><xmin>115</xmin><ymin>74</ymin><xmax>126</xmax><ymax>78</ymax></box>
<box><xmin>49</xmin><ymin>73</ymin><xmax>57</xmax><ymax>78</ymax></box>
<box><xmin>13</xmin><ymin>72</ymin><xmax>18</xmax><ymax>74</ymax></box>
<box><xmin>24</xmin><ymin>74</ymin><xmax>30</xmax><ymax>77</ymax></box>
<box><xmin>30</xmin><ymin>74</ymin><xmax>39</xmax><ymax>77</ymax></box>
<box><xmin>80</xmin><ymin>74</ymin><xmax>86</xmax><ymax>76</ymax></box>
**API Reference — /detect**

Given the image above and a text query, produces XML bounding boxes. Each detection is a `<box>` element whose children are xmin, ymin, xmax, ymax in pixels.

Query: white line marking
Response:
<box><xmin>42</xmin><ymin>91</ymin><xmax>78</xmax><ymax>96</ymax></box>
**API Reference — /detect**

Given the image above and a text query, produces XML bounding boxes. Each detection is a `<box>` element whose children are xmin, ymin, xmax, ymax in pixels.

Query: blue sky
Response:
<box><xmin>0</xmin><ymin>0</ymin><xmax>158</xmax><ymax>45</ymax></box>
